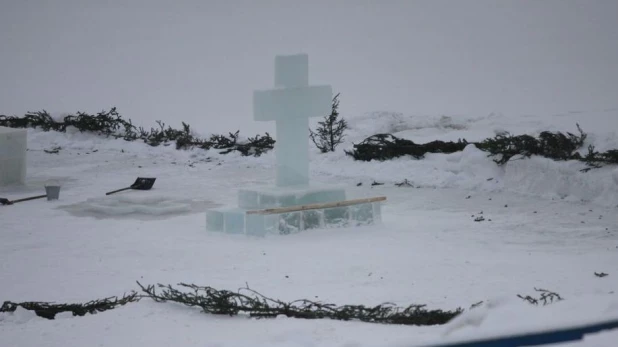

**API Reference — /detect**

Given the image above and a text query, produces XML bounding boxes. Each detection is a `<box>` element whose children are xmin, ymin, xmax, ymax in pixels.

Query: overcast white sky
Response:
<box><xmin>1</xmin><ymin>0</ymin><xmax>617</xmax><ymax>134</ymax></box>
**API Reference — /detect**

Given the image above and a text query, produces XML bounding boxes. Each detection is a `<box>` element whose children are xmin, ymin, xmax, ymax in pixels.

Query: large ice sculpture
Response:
<box><xmin>0</xmin><ymin>127</ymin><xmax>27</xmax><ymax>186</ymax></box>
<box><xmin>254</xmin><ymin>54</ymin><xmax>332</xmax><ymax>187</ymax></box>
<box><xmin>206</xmin><ymin>54</ymin><xmax>382</xmax><ymax>235</ymax></box>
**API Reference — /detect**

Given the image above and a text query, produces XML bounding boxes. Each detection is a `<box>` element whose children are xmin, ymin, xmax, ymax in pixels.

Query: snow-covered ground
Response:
<box><xmin>1</xmin><ymin>110</ymin><xmax>617</xmax><ymax>346</ymax></box>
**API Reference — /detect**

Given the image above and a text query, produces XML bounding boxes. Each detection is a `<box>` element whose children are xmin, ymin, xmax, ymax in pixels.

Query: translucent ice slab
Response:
<box><xmin>253</xmin><ymin>53</ymin><xmax>332</xmax><ymax>187</ymax></box>
<box><xmin>238</xmin><ymin>185</ymin><xmax>346</xmax><ymax>209</ymax></box>
<box><xmin>206</xmin><ymin>208</ymin><xmax>247</xmax><ymax>234</ymax></box>
<box><xmin>0</xmin><ymin>127</ymin><xmax>27</xmax><ymax>186</ymax></box>
<box><xmin>206</xmin><ymin>201</ymin><xmax>383</xmax><ymax>236</ymax></box>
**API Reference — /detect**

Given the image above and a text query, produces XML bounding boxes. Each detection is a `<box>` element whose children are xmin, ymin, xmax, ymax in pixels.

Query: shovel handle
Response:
<box><xmin>9</xmin><ymin>194</ymin><xmax>48</xmax><ymax>204</ymax></box>
<box><xmin>106</xmin><ymin>187</ymin><xmax>131</xmax><ymax>195</ymax></box>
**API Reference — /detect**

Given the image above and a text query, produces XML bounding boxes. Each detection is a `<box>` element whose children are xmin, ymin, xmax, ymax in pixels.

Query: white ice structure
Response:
<box><xmin>254</xmin><ymin>54</ymin><xmax>333</xmax><ymax>187</ymax></box>
<box><xmin>0</xmin><ymin>127</ymin><xmax>27</xmax><ymax>186</ymax></box>
<box><xmin>206</xmin><ymin>54</ymin><xmax>382</xmax><ymax>235</ymax></box>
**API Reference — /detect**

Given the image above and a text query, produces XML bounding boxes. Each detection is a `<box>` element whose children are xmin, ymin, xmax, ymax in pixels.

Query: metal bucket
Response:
<box><xmin>44</xmin><ymin>185</ymin><xmax>61</xmax><ymax>201</ymax></box>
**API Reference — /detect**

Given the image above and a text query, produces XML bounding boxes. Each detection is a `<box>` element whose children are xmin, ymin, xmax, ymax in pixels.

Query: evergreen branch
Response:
<box><xmin>310</xmin><ymin>93</ymin><xmax>348</xmax><ymax>153</ymax></box>
<box><xmin>345</xmin><ymin>124</ymin><xmax>618</xmax><ymax>169</ymax></box>
<box><xmin>344</xmin><ymin>134</ymin><xmax>468</xmax><ymax>161</ymax></box>
<box><xmin>0</xmin><ymin>292</ymin><xmax>140</xmax><ymax>319</ymax></box>
<box><xmin>137</xmin><ymin>281</ymin><xmax>462</xmax><ymax>326</ymax></box>
<box><xmin>0</xmin><ymin>108</ymin><xmax>274</xmax><ymax>157</ymax></box>
<box><xmin>0</xmin><ymin>284</ymin><xmax>574</xmax><ymax>327</ymax></box>
<box><xmin>517</xmin><ymin>288</ymin><xmax>563</xmax><ymax>306</ymax></box>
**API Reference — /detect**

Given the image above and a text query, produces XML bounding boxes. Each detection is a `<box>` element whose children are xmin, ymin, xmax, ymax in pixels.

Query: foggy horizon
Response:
<box><xmin>1</xmin><ymin>0</ymin><xmax>617</xmax><ymax>135</ymax></box>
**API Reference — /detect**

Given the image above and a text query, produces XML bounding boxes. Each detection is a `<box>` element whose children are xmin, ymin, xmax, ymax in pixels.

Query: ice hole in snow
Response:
<box><xmin>59</xmin><ymin>194</ymin><xmax>220</xmax><ymax>220</ymax></box>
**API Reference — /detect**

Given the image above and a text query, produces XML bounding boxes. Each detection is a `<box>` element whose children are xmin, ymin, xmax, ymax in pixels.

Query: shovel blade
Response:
<box><xmin>0</xmin><ymin>198</ymin><xmax>13</xmax><ymax>205</ymax></box>
<box><xmin>129</xmin><ymin>177</ymin><xmax>156</xmax><ymax>190</ymax></box>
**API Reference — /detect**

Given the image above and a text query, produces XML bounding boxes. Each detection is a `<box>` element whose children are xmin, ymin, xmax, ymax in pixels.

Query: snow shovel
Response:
<box><xmin>0</xmin><ymin>185</ymin><xmax>62</xmax><ymax>206</ymax></box>
<box><xmin>105</xmin><ymin>177</ymin><xmax>156</xmax><ymax>196</ymax></box>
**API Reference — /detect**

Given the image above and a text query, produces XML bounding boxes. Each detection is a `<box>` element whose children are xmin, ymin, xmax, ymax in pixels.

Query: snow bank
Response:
<box><xmin>315</xmin><ymin>143</ymin><xmax>618</xmax><ymax>207</ymax></box>
<box><xmin>314</xmin><ymin>110</ymin><xmax>618</xmax><ymax>208</ymax></box>
<box><xmin>18</xmin><ymin>109</ymin><xmax>618</xmax><ymax>208</ymax></box>
<box><xmin>436</xmin><ymin>295</ymin><xmax>618</xmax><ymax>346</ymax></box>
<box><xmin>503</xmin><ymin>156</ymin><xmax>618</xmax><ymax>206</ymax></box>
<box><xmin>0</xmin><ymin>307</ymin><xmax>39</xmax><ymax>325</ymax></box>
<box><xmin>346</xmin><ymin>111</ymin><xmax>471</xmax><ymax>142</ymax></box>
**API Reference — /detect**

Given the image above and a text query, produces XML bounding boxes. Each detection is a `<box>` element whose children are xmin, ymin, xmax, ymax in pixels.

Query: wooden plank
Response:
<box><xmin>246</xmin><ymin>196</ymin><xmax>386</xmax><ymax>215</ymax></box>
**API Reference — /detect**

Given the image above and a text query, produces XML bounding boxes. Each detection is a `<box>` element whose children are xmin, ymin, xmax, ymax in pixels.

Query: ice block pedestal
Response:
<box><xmin>206</xmin><ymin>53</ymin><xmax>383</xmax><ymax>236</ymax></box>
<box><xmin>0</xmin><ymin>127</ymin><xmax>27</xmax><ymax>186</ymax></box>
<box><xmin>206</xmin><ymin>187</ymin><xmax>382</xmax><ymax>236</ymax></box>
<box><xmin>207</xmin><ymin>185</ymin><xmax>361</xmax><ymax>235</ymax></box>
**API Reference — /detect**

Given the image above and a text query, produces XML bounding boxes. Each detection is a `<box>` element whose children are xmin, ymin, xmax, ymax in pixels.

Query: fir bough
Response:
<box><xmin>475</xmin><ymin>124</ymin><xmax>587</xmax><ymax>164</ymax></box>
<box><xmin>517</xmin><ymin>288</ymin><xmax>563</xmax><ymax>306</ymax></box>
<box><xmin>345</xmin><ymin>124</ymin><xmax>618</xmax><ymax>170</ymax></box>
<box><xmin>0</xmin><ymin>108</ymin><xmax>274</xmax><ymax>156</ymax></box>
<box><xmin>310</xmin><ymin>93</ymin><xmax>349</xmax><ymax>153</ymax></box>
<box><xmin>137</xmin><ymin>282</ymin><xmax>462</xmax><ymax>326</ymax></box>
<box><xmin>345</xmin><ymin>134</ymin><xmax>468</xmax><ymax>161</ymax></box>
<box><xmin>0</xmin><ymin>292</ymin><xmax>139</xmax><ymax>319</ymax></box>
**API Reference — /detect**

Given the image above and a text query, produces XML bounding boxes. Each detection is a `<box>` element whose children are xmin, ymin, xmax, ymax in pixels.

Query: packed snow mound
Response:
<box><xmin>439</xmin><ymin>295</ymin><xmax>618</xmax><ymax>345</ymax></box>
<box><xmin>316</xmin><ymin>110</ymin><xmax>618</xmax><ymax>207</ymax></box>
<box><xmin>503</xmin><ymin>156</ymin><xmax>618</xmax><ymax>205</ymax></box>
<box><xmin>346</xmin><ymin>111</ymin><xmax>471</xmax><ymax>142</ymax></box>
<box><xmin>0</xmin><ymin>307</ymin><xmax>38</xmax><ymax>325</ymax></box>
<box><xmin>345</xmin><ymin>109</ymin><xmax>618</xmax><ymax>146</ymax></box>
<box><xmin>315</xmin><ymin>141</ymin><xmax>618</xmax><ymax>207</ymax></box>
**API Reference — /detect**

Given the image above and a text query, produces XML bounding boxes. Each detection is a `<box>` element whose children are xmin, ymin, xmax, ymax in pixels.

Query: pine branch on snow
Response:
<box><xmin>0</xmin><ymin>108</ymin><xmax>275</xmax><ymax>157</ymax></box>
<box><xmin>344</xmin><ymin>134</ymin><xmax>468</xmax><ymax>161</ymax></box>
<box><xmin>516</xmin><ymin>288</ymin><xmax>563</xmax><ymax>306</ymax></box>
<box><xmin>475</xmin><ymin>123</ymin><xmax>587</xmax><ymax>165</ymax></box>
<box><xmin>0</xmin><ymin>284</ymin><xmax>572</xmax><ymax>326</ymax></box>
<box><xmin>3</xmin><ymin>106</ymin><xmax>616</xmax><ymax>168</ymax></box>
<box><xmin>345</xmin><ymin>123</ymin><xmax>618</xmax><ymax>170</ymax></box>
<box><xmin>0</xmin><ymin>292</ymin><xmax>140</xmax><ymax>320</ymax></box>
<box><xmin>137</xmin><ymin>281</ymin><xmax>462</xmax><ymax>326</ymax></box>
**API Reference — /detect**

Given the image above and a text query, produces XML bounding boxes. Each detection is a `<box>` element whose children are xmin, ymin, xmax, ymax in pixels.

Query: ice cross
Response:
<box><xmin>253</xmin><ymin>54</ymin><xmax>332</xmax><ymax>187</ymax></box>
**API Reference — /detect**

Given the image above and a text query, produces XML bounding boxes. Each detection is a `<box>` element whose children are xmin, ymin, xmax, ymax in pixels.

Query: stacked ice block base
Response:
<box><xmin>0</xmin><ymin>127</ymin><xmax>27</xmax><ymax>186</ymax></box>
<box><xmin>206</xmin><ymin>185</ymin><xmax>382</xmax><ymax>236</ymax></box>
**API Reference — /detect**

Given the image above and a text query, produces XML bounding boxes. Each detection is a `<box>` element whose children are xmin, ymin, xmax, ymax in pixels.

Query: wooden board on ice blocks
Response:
<box><xmin>246</xmin><ymin>196</ymin><xmax>386</xmax><ymax>215</ymax></box>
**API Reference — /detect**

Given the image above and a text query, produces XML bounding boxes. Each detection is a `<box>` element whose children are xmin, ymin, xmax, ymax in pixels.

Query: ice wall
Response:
<box><xmin>0</xmin><ymin>127</ymin><xmax>27</xmax><ymax>186</ymax></box>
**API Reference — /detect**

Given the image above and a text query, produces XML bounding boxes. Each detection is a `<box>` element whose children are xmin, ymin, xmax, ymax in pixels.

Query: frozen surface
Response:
<box><xmin>0</xmin><ymin>126</ymin><xmax>27</xmax><ymax>186</ymax></box>
<box><xmin>253</xmin><ymin>54</ymin><xmax>332</xmax><ymax>187</ymax></box>
<box><xmin>59</xmin><ymin>194</ymin><xmax>218</xmax><ymax>221</ymax></box>
<box><xmin>1</xmin><ymin>110</ymin><xmax>618</xmax><ymax>347</ymax></box>
<box><xmin>238</xmin><ymin>185</ymin><xmax>346</xmax><ymax>209</ymax></box>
